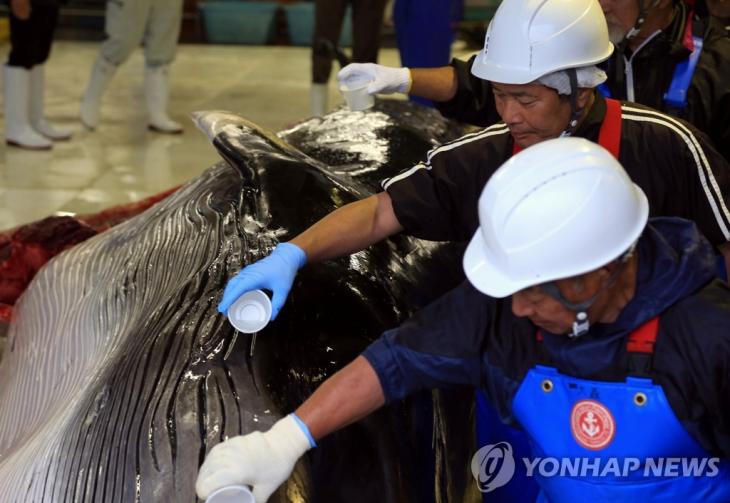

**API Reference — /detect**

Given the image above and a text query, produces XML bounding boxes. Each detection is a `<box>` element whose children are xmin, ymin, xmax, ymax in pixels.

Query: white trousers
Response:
<box><xmin>100</xmin><ymin>0</ymin><xmax>184</xmax><ymax>67</ymax></box>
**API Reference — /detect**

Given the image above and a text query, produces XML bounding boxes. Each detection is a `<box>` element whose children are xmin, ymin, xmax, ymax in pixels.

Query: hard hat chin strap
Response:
<box><xmin>561</xmin><ymin>70</ymin><xmax>583</xmax><ymax>138</ymax></box>
<box><xmin>539</xmin><ymin>242</ymin><xmax>638</xmax><ymax>338</ymax></box>
<box><xmin>540</xmin><ymin>282</ymin><xmax>599</xmax><ymax>338</ymax></box>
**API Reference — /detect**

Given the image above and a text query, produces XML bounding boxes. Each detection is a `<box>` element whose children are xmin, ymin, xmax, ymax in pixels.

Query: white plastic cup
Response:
<box><xmin>206</xmin><ymin>485</ymin><xmax>254</xmax><ymax>503</ymax></box>
<box><xmin>340</xmin><ymin>77</ymin><xmax>374</xmax><ymax>111</ymax></box>
<box><xmin>227</xmin><ymin>290</ymin><xmax>272</xmax><ymax>333</ymax></box>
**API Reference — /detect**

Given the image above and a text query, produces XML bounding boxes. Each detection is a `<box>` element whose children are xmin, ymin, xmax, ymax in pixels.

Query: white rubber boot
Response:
<box><xmin>29</xmin><ymin>65</ymin><xmax>72</xmax><ymax>140</ymax></box>
<box><xmin>80</xmin><ymin>55</ymin><xmax>117</xmax><ymax>129</ymax></box>
<box><xmin>145</xmin><ymin>65</ymin><xmax>183</xmax><ymax>134</ymax></box>
<box><xmin>3</xmin><ymin>65</ymin><xmax>53</xmax><ymax>150</ymax></box>
<box><xmin>310</xmin><ymin>83</ymin><xmax>329</xmax><ymax>117</ymax></box>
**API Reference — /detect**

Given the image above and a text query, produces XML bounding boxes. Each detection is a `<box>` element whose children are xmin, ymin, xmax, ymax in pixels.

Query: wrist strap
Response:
<box><xmin>401</xmin><ymin>68</ymin><xmax>413</xmax><ymax>94</ymax></box>
<box><xmin>290</xmin><ymin>413</ymin><xmax>317</xmax><ymax>448</ymax></box>
<box><xmin>277</xmin><ymin>242</ymin><xmax>307</xmax><ymax>269</ymax></box>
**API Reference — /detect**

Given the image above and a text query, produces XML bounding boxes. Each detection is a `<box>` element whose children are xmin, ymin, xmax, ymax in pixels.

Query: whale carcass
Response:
<box><xmin>0</xmin><ymin>101</ymin><xmax>477</xmax><ymax>502</ymax></box>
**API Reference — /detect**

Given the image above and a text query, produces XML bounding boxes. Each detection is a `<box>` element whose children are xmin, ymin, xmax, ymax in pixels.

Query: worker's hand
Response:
<box><xmin>218</xmin><ymin>242</ymin><xmax>307</xmax><ymax>319</ymax></box>
<box><xmin>196</xmin><ymin>414</ymin><xmax>314</xmax><ymax>503</ymax></box>
<box><xmin>10</xmin><ymin>0</ymin><xmax>31</xmax><ymax>20</ymax></box>
<box><xmin>338</xmin><ymin>63</ymin><xmax>412</xmax><ymax>95</ymax></box>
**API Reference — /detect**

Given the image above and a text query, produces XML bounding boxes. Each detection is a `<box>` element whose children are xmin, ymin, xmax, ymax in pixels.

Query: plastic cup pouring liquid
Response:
<box><xmin>340</xmin><ymin>74</ymin><xmax>374</xmax><ymax>111</ymax></box>
<box><xmin>227</xmin><ymin>289</ymin><xmax>272</xmax><ymax>334</ymax></box>
<box><xmin>205</xmin><ymin>485</ymin><xmax>254</xmax><ymax>503</ymax></box>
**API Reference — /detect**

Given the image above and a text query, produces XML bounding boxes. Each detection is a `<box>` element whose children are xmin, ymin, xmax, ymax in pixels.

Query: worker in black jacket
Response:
<box><xmin>215</xmin><ymin>0</ymin><xmax>730</xmax><ymax>348</ymax></box>
<box><xmin>3</xmin><ymin>0</ymin><xmax>72</xmax><ymax>149</ymax></box>
<box><xmin>338</xmin><ymin>0</ymin><xmax>730</xmax><ymax>161</ymax></box>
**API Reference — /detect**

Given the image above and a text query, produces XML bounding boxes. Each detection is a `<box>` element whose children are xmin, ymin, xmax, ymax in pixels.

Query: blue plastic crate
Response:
<box><xmin>283</xmin><ymin>3</ymin><xmax>352</xmax><ymax>47</ymax></box>
<box><xmin>199</xmin><ymin>1</ymin><xmax>278</xmax><ymax>45</ymax></box>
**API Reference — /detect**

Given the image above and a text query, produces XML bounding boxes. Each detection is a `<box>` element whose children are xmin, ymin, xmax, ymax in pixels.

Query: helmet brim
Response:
<box><xmin>463</xmin><ymin>184</ymin><xmax>650</xmax><ymax>298</ymax></box>
<box><xmin>463</xmin><ymin>229</ymin><xmax>528</xmax><ymax>298</ymax></box>
<box><xmin>470</xmin><ymin>45</ymin><xmax>614</xmax><ymax>85</ymax></box>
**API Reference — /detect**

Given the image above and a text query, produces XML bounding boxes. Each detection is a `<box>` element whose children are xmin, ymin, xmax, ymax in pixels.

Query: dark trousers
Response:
<box><xmin>312</xmin><ymin>0</ymin><xmax>388</xmax><ymax>84</ymax></box>
<box><xmin>394</xmin><ymin>0</ymin><xmax>455</xmax><ymax>107</ymax></box>
<box><xmin>8</xmin><ymin>4</ymin><xmax>59</xmax><ymax>69</ymax></box>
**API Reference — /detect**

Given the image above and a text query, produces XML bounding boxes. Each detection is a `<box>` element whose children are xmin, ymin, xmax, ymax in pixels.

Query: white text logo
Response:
<box><xmin>470</xmin><ymin>442</ymin><xmax>720</xmax><ymax>492</ymax></box>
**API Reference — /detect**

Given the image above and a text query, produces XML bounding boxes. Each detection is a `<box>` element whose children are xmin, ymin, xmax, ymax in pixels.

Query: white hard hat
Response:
<box><xmin>471</xmin><ymin>0</ymin><xmax>614</xmax><ymax>84</ymax></box>
<box><xmin>463</xmin><ymin>137</ymin><xmax>649</xmax><ymax>298</ymax></box>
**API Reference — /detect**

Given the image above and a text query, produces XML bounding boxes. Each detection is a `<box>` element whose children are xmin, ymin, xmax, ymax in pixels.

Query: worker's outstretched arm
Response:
<box><xmin>294</xmin><ymin>356</ymin><xmax>385</xmax><ymax>440</ymax></box>
<box><xmin>337</xmin><ymin>63</ymin><xmax>458</xmax><ymax>103</ymax></box>
<box><xmin>218</xmin><ymin>192</ymin><xmax>403</xmax><ymax>319</ymax></box>
<box><xmin>195</xmin><ymin>356</ymin><xmax>384</xmax><ymax>502</ymax></box>
<box><xmin>290</xmin><ymin>191</ymin><xmax>402</xmax><ymax>263</ymax></box>
<box><xmin>408</xmin><ymin>67</ymin><xmax>459</xmax><ymax>103</ymax></box>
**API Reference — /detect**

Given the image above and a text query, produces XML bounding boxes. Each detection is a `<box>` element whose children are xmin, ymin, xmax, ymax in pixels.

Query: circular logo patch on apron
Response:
<box><xmin>570</xmin><ymin>399</ymin><xmax>615</xmax><ymax>450</ymax></box>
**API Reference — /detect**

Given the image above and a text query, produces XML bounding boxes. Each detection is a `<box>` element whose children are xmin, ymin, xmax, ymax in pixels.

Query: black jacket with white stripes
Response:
<box><xmin>384</xmin><ymin>94</ymin><xmax>730</xmax><ymax>248</ymax></box>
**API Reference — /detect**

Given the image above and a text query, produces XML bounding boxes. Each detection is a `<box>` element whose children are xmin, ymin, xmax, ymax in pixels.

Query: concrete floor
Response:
<box><xmin>0</xmin><ymin>41</ymin><xmax>409</xmax><ymax>230</ymax></box>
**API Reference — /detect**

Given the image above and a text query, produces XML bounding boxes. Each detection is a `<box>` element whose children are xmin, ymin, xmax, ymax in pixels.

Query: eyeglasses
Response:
<box><xmin>518</xmin><ymin>242</ymin><xmax>637</xmax><ymax>312</ymax></box>
<box><xmin>514</xmin><ymin>242</ymin><xmax>637</xmax><ymax>337</ymax></box>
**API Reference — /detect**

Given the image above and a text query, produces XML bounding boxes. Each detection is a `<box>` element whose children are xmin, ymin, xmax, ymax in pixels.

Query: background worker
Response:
<box><xmin>3</xmin><ymin>0</ymin><xmax>72</xmax><ymax>149</ymax></box>
<box><xmin>79</xmin><ymin>0</ymin><xmax>184</xmax><ymax>133</ymax></box>
<box><xmin>197</xmin><ymin>138</ymin><xmax>730</xmax><ymax>502</ymax></box>
<box><xmin>339</xmin><ymin>0</ymin><xmax>730</xmax><ymax>160</ymax></box>
<box><xmin>310</xmin><ymin>0</ymin><xmax>388</xmax><ymax>116</ymax></box>
<box><xmin>597</xmin><ymin>0</ymin><xmax>730</xmax><ymax>159</ymax></box>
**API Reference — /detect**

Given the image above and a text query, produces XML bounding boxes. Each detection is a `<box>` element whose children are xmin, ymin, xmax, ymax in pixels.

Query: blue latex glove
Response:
<box><xmin>218</xmin><ymin>242</ymin><xmax>307</xmax><ymax>320</ymax></box>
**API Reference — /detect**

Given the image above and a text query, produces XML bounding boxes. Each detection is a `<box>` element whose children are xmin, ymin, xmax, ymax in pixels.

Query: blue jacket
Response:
<box><xmin>362</xmin><ymin>218</ymin><xmax>730</xmax><ymax>457</ymax></box>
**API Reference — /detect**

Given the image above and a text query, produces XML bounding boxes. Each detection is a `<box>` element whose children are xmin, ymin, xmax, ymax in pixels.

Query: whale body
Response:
<box><xmin>0</xmin><ymin>101</ymin><xmax>476</xmax><ymax>502</ymax></box>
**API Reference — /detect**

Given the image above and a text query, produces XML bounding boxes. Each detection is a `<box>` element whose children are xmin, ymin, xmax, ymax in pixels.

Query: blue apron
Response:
<box><xmin>511</xmin><ymin>317</ymin><xmax>730</xmax><ymax>502</ymax></box>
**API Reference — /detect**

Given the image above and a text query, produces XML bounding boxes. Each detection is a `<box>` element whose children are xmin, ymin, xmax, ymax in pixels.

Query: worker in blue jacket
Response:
<box><xmin>196</xmin><ymin>137</ymin><xmax>730</xmax><ymax>502</ymax></box>
<box><xmin>212</xmin><ymin>0</ymin><xmax>730</xmax><ymax>498</ymax></box>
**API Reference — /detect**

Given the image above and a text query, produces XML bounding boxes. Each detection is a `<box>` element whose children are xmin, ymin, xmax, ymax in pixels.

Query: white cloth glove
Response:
<box><xmin>195</xmin><ymin>414</ymin><xmax>313</xmax><ymax>502</ymax></box>
<box><xmin>337</xmin><ymin>63</ymin><xmax>412</xmax><ymax>95</ymax></box>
